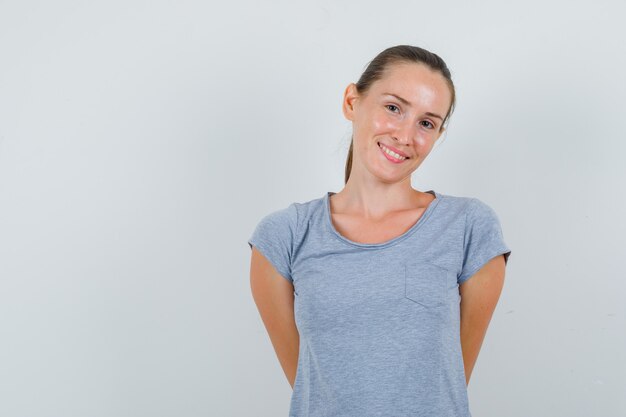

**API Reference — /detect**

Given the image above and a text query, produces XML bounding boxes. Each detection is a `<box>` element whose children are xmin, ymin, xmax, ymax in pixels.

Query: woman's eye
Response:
<box><xmin>386</xmin><ymin>104</ymin><xmax>399</xmax><ymax>113</ymax></box>
<box><xmin>421</xmin><ymin>120</ymin><xmax>434</xmax><ymax>129</ymax></box>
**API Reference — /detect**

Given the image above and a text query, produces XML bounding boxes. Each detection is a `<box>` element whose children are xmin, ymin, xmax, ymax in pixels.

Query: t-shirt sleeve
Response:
<box><xmin>247</xmin><ymin>203</ymin><xmax>298</xmax><ymax>283</ymax></box>
<box><xmin>458</xmin><ymin>198</ymin><xmax>512</xmax><ymax>285</ymax></box>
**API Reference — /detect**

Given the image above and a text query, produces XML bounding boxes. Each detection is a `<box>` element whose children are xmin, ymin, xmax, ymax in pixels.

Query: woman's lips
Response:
<box><xmin>378</xmin><ymin>142</ymin><xmax>409</xmax><ymax>158</ymax></box>
<box><xmin>378</xmin><ymin>141</ymin><xmax>410</xmax><ymax>163</ymax></box>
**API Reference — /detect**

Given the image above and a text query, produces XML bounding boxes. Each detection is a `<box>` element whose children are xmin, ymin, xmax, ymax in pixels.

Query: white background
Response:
<box><xmin>1</xmin><ymin>1</ymin><xmax>625</xmax><ymax>416</ymax></box>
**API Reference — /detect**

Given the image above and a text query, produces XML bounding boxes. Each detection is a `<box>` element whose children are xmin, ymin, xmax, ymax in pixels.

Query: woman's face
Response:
<box><xmin>343</xmin><ymin>62</ymin><xmax>452</xmax><ymax>184</ymax></box>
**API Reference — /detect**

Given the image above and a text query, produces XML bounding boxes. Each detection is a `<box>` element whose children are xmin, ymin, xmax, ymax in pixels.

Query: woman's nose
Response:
<box><xmin>393</xmin><ymin>119</ymin><xmax>415</xmax><ymax>144</ymax></box>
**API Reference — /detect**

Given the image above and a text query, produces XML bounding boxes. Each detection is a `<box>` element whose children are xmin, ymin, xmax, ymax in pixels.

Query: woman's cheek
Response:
<box><xmin>414</xmin><ymin>137</ymin><xmax>429</xmax><ymax>148</ymax></box>
<box><xmin>415</xmin><ymin>135</ymin><xmax>437</xmax><ymax>153</ymax></box>
<box><xmin>372</xmin><ymin>116</ymin><xmax>395</xmax><ymax>132</ymax></box>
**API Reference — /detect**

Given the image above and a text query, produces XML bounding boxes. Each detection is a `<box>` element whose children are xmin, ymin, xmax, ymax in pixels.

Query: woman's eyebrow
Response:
<box><xmin>383</xmin><ymin>92</ymin><xmax>444</xmax><ymax>121</ymax></box>
<box><xmin>383</xmin><ymin>92</ymin><xmax>412</xmax><ymax>106</ymax></box>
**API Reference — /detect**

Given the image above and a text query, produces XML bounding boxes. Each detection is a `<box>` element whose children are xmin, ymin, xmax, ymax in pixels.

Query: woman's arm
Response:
<box><xmin>249</xmin><ymin>246</ymin><xmax>300</xmax><ymax>389</ymax></box>
<box><xmin>458</xmin><ymin>254</ymin><xmax>507</xmax><ymax>386</ymax></box>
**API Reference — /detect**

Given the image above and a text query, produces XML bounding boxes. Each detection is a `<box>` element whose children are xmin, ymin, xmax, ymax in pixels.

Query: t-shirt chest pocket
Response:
<box><xmin>404</xmin><ymin>261</ymin><xmax>452</xmax><ymax>308</ymax></box>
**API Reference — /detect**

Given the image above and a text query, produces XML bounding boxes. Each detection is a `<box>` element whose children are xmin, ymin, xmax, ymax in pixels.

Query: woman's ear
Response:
<box><xmin>342</xmin><ymin>83</ymin><xmax>359</xmax><ymax>121</ymax></box>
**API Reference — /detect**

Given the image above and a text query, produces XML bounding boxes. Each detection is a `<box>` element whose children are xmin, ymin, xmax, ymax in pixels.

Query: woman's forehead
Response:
<box><xmin>378</xmin><ymin>63</ymin><xmax>447</xmax><ymax>91</ymax></box>
<box><xmin>373</xmin><ymin>64</ymin><xmax>451</xmax><ymax>110</ymax></box>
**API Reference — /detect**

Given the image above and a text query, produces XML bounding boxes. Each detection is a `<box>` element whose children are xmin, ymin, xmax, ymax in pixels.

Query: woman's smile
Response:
<box><xmin>378</xmin><ymin>141</ymin><xmax>410</xmax><ymax>164</ymax></box>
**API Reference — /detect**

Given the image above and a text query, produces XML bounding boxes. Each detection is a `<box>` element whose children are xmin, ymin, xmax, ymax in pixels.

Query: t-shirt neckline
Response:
<box><xmin>324</xmin><ymin>190</ymin><xmax>441</xmax><ymax>249</ymax></box>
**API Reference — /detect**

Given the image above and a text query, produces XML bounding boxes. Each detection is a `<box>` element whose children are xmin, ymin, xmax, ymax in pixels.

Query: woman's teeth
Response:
<box><xmin>378</xmin><ymin>142</ymin><xmax>407</xmax><ymax>160</ymax></box>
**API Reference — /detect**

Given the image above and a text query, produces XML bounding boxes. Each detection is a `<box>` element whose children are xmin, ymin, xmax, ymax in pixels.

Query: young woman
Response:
<box><xmin>248</xmin><ymin>44</ymin><xmax>511</xmax><ymax>417</ymax></box>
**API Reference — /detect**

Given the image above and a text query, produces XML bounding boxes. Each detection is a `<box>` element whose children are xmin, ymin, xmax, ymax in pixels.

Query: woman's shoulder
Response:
<box><xmin>434</xmin><ymin>191</ymin><xmax>506</xmax><ymax>223</ymax></box>
<box><xmin>251</xmin><ymin>192</ymin><xmax>326</xmax><ymax>232</ymax></box>
<box><xmin>441</xmin><ymin>192</ymin><xmax>507</xmax><ymax>227</ymax></box>
<box><xmin>434</xmin><ymin>190</ymin><xmax>474</xmax><ymax>211</ymax></box>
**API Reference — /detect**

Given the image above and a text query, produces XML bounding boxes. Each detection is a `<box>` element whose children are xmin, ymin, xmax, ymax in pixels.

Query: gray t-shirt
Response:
<box><xmin>248</xmin><ymin>190</ymin><xmax>511</xmax><ymax>417</ymax></box>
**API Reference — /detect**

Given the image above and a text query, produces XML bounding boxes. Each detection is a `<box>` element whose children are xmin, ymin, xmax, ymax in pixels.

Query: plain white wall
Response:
<box><xmin>1</xmin><ymin>1</ymin><xmax>625</xmax><ymax>416</ymax></box>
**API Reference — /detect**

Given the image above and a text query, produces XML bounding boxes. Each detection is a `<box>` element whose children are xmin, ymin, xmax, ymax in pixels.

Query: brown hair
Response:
<box><xmin>344</xmin><ymin>45</ymin><xmax>456</xmax><ymax>184</ymax></box>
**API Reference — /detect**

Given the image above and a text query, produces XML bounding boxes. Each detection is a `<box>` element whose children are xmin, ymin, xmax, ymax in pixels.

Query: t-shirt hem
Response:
<box><xmin>457</xmin><ymin>247</ymin><xmax>511</xmax><ymax>285</ymax></box>
<box><xmin>248</xmin><ymin>238</ymin><xmax>294</xmax><ymax>283</ymax></box>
